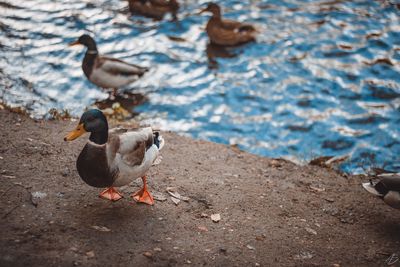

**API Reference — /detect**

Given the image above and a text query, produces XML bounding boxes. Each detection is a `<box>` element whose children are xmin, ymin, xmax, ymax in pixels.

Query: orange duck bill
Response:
<box><xmin>64</xmin><ymin>123</ymin><xmax>86</xmax><ymax>141</ymax></box>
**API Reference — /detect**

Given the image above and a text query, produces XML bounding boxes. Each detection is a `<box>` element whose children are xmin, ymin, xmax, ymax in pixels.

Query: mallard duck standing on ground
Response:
<box><xmin>200</xmin><ymin>3</ymin><xmax>257</xmax><ymax>46</ymax></box>
<box><xmin>128</xmin><ymin>0</ymin><xmax>179</xmax><ymax>21</ymax></box>
<box><xmin>69</xmin><ymin>34</ymin><xmax>148</xmax><ymax>93</ymax></box>
<box><xmin>64</xmin><ymin>109</ymin><xmax>164</xmax><ymax>205</ymax></box>
<box><xmin>362</xmin><ymin>174</ymin><xmax>400</xmax><ymax>209</ymax></box>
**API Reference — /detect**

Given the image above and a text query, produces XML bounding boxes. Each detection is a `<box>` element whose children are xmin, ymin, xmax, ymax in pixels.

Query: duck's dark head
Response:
<box><xmin>69</xmin><ymin>34</ymin><xmax>97</xmax><ymax>51</ymax></box>
<box><xmin>64</xmin><ymin>109</ymin><xmax>108</xmax><ymax>144</ymax></box>
<box><xmin>200</xmin><ymin>3</ymin><xmax>221</xmax><ymax>17</ymax></box>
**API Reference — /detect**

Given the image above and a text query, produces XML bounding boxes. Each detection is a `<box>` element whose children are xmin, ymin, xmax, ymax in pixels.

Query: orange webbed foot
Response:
<box><xmin>99</xmin><ymin>187</ymin><xmax>123</xmax><ymax>201</ymax></box>
<box><xmin>132</xmin><ymin>188</ymin><xmax>154</xmax><ymax>205</ymax></box>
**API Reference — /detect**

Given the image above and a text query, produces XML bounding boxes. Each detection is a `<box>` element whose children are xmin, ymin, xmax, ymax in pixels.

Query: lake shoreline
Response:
<box><xmin>0</xmin><ymin>108</ymin><xmax>399</xmax><ymax>266</ymax></box>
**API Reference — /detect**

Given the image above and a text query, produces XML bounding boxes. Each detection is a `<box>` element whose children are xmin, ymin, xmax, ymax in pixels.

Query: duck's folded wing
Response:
<box><xmin>117</xmin><ymin>127</ymin><xmax>154</xmax><ymax>166</ymax></box>
<box><xmin>149</xmin><ymin>0</ymin><xmax>170</xmax><ymax>7</ymax></box>
<box><xmin>221</xmin><ymin>19</ymin><xmax>255</xmax><ymax>33</ymax></box>
<box><xmin>97</xmin><ymin>57</ymin><xmax>149</xmax><ymax>76</ymax></box>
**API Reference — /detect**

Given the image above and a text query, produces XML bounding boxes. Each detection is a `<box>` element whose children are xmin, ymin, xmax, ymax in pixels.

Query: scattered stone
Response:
<box><xmin>91</xmin><ymin>225</ymin><xmax>111</xmax><ymax>232</ymax></box>
<box><xmin>143</xmin><ymin>251</ymin><xmax>152</xmax><ymax>258</ymax></box>
<box><xmin>153</xmin><ymin>247</ymin><xmax>162</xmax><ymax>252</ymax></box>
<box><xmin>305</xmin><ymin>227</ymin><xmax>317</xmax><ymax>235</ymax></box>
<box><xmin>324</xmin><ymin>197</ymin><xmax>335</xmax><ymax>202</ymax></box>
<box><xmin>2</xmin><ymin>175</ymin><xmax>15</xmax><ymax>179</ymax></box>
<box><xmin>86</xmin><ymin>251</ymin><xmax>95</xmax><ymax>258</ymax></box>
<box><xmin>294</xmin><ymin>251</ymin><xmax>314</xmax><ymax>260</ymax></box>
<box><xmin>332</xmin><ymin>264</ymin><xmax>340</xmax><ymax>267</ymax></box>
<box><xmin>211</xmin><ymin>213</ymin><xmax>221</xmax><ymax>223</ymax></box>
<box><xmin>31</xmin><ymin>191</ymin><xmax>47</xmax><ymax>199</ymax></box>
<box><xmin>270</xmin><ymin>159</ymin><xmax>282</xmax><ymax>168</ymax></box>
<box><xmin>340</xmin><ymin>218</ymin><xmax>354</xmax><ymax>224</ymax></box>
<box><xmin>200</xmin><ymin>213</ymin><xmax>208</xmax><ymax>218</ymax></box>
<box><xmin>198</xmin><ymin>226</ymin><xmax>208</xmax><ymax>232</ymax></box>
<box><xmin>246</xmin><ymin>244</ymin><xmax>255</xmax><ymax>250</ymax></box>
<box><xmin>70</xmin><ymin>247</ymin><xmax>78</xmax><ymax>252</ymax></box>
<box><xmin>255</xmin><ymin>234</ymin><xmax>266</xmax><ymax>241</ymax></box>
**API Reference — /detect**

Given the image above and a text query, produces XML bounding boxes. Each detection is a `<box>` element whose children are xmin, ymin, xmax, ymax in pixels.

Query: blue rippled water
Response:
<box><xmin>1</xmin><ymin>0</ymin><xmax>400</xmax><ymax>173</ymax></box>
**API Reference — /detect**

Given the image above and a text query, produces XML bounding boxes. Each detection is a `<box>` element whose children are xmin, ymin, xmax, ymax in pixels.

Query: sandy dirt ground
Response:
<box><xmin>0</xmin><ymin>109</ymin><xmax>399</xmax><ymax>267</ymax></box>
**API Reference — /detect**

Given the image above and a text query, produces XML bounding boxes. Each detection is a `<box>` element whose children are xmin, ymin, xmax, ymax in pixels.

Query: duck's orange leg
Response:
<box><xmin>99</xmin><ymin>187</ymin><xmax>123</xmax><ymax>201</ymax></box>
<box><xmin>132</xmin><ymin>176</ymin><xmax>154</xmax><ymax>205</ymax></box>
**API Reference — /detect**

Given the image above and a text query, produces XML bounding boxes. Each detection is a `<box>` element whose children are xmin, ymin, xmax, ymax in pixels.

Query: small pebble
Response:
<box><xmin>143</xmin><ymin>251</ymin><xmax>152</xmax><ymax>258</ymax></box>
<box><xmin>246</xmin><ymin>245</ymin><xmax>255</xmax><ymax>250</ymax></box>
<box><xmin>86</xmin><ymin>251</ymin><xmax>95</xmax><ymax>258</ymax></box>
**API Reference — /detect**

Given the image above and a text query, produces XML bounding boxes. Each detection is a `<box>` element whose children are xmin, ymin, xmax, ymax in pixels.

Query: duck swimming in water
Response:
<box><xmin>128</xmin><ymin>0</ymin><xmax>180</xmax><ymax>21</ymax></box>
<box><xmin>69</xmin><ymin>34</ymin><xmax>148</xmax><ymax>92</ymax></box>
<box><xmin>64</xmin><ymin>109</ymin><xmax>164</xmax><ymax>205</ymax></box>
<box><xmin>200</xmin><ymin>3</ymin><xmax>257</xmax><ymax>46</ymax></box>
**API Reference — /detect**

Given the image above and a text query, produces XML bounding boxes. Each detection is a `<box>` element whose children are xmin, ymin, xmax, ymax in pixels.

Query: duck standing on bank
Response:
<box><xmin>362</xmin><ymin>174</ymin><xmax>400</xmax><ymax>210</ymax></box>
<box><xmin>200</xmin><ymin>3</ymin><xmax>257</xmax><ymax>46</ymax></box>
<box><xmin>64</xmin><ymin>109</ymin><xmax>164</xmax><ymax>205</ymax></box>
<box><xmin>128</xmin><ymin>0</ymin><xmax>179</xmax><ymax>21</ymax></box>
<box><xmin>69</xmin><ymin>34</ymin><xmax>148</xmax><ymax>93</ymax></box>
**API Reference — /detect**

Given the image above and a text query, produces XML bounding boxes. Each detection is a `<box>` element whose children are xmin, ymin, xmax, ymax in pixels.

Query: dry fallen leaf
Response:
<box><xmin>166</xmin><ymin>187</ymin><xmax>189</xmax><ymax>202</ymax></box>
<box><xmin>171</xmin><ymin>197</ymin><xmax>180</xmax><ymax>205</ymax></box>
<box><xmin>211</xmin><ymin>213</ymin><xmax>221</xmax><ymax>223</ymax></box>
<box><xmin>153</xmin><ymin>192</ymin><xmax>167</xmax><ymax>202</ymax></box>
<box><xmin>168</xmin><ymin>190</ymin><xmax>181</xmax><ymax>200</ymax></box>
<box><xmin>309</xmin><ymin>185</ymin><xmax>325</xmax><ymax>193</ymax></box>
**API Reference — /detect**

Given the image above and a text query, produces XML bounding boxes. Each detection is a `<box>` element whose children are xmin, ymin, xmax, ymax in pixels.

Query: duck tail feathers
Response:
<box><xmin>153</xmin><ymin>132</ymin><xmax>165</xmax><ymax>150</ymax></box>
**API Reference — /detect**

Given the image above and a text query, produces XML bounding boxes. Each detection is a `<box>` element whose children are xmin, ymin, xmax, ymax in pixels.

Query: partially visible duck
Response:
<box><xmin>128</xmin><ymin>0</ymin><xmax>179</xmax><ymax>21</ymax></box>
<box><xmin>64</xmin><ymin>109</ymin><xmax>164</xmax><ymax>204</ymax></box>
<box><xmin>200</xmin><ymin>3</ymin><xmax>257</xmax><ymax>46</ymax></box>
<box><xmin>362</xmin><ymin>174</ymin><xmax>400</xmax><ymax>209</ymax></box>
<box><xmin>69</xmin><ymin>34</ymin><xmax>148</xmax><ymax>92</ymax></box>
